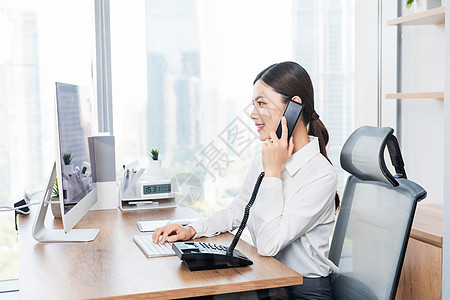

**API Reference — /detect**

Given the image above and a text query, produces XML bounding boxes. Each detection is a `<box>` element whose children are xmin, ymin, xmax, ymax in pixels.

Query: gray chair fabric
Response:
<box><xmin>329</xmin><ymin>126</ymin><xmax>427</xmax><ymax>300</ymax></box>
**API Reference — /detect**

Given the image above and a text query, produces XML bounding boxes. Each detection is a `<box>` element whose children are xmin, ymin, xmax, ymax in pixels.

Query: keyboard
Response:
<box><xmin>133</xmin><ymin>235</ymin><xmax>176</xmax><ymax>258</ymax></box>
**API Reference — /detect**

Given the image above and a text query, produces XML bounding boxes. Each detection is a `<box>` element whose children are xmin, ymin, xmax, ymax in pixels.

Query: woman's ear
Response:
<box><xmin>292</xmin><ymin>96</ymin><xmax>302</xmax><ymax>104</ymax></box>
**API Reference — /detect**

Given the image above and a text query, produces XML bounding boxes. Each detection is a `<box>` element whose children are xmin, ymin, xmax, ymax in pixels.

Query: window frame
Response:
<box><xmin>94</xmin><ymin>0</ymin><xmax>114</xmax><ymax>134</ymax></box>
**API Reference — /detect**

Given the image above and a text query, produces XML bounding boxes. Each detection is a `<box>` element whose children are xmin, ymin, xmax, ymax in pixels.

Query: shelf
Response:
<box><xmin>120</xmin><ymin>198</ymin><xmax>176</xmax><ymax>211</ymax></box>
<box><xmin>410</xmin><ymin>204</ymin><xmax>443</xmax><ymax>248</ymax></box>
<box><xmin>387</xmin><ymin>6</ymin><xmax>445</xmax><ymax>26</ymax></box>
<box><xmin>385</xmin><ymin>92</ymin><xmax>444</xmax><ymax>99</ymax></box>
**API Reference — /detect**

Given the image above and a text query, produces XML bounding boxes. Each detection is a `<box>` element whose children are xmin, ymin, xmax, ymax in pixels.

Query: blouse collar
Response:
<box><xmin>285</xmin><ymin>136</ymin><xmax>320</xmax><ymax>176</ymax></box>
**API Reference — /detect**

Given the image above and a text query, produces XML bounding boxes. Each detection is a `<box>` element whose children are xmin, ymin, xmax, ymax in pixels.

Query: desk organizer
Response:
<box><xmin>118</xmin><ymin>179</ymin><xmax>176</xmax><ymax>211</ymax></box>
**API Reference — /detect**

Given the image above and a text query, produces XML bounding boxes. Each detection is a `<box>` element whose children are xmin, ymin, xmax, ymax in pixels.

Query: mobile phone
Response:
<box><xmin>276</xmin><ymin>100</ymin><xmax>303</xmax><ymax>140</ymax></box>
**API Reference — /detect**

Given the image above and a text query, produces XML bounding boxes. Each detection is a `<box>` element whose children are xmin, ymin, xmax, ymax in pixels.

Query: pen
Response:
<box><xmin>128</xmin><ymin>168</ymin><xmax>145</xmax><ymax>192</ymax></box>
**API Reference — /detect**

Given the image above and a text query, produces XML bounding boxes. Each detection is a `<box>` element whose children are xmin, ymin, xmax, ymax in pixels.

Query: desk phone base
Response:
<box><xmin>172</xmin><ymin>241</ymin><xmax>253</xmax><ymax>271</ymax></box>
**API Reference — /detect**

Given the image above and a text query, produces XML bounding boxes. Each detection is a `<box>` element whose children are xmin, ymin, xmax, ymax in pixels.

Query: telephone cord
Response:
<box><xmin>226</xmin><ymin>171</ymin><xmax>265</xmax><ymax>256</ymax></box>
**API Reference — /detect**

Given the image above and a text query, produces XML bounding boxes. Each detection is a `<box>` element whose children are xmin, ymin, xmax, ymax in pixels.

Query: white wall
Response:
<box><xmin>443</xmin><ymin>4</ymin><xmax>450</xmax><ymax>299</ymax></box>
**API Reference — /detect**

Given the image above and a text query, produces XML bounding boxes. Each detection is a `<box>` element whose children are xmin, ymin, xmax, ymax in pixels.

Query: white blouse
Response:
<box><xmin>190</xmin><ymin>136</ymin><xmax>339</xmax><ymax>278</ymax></box>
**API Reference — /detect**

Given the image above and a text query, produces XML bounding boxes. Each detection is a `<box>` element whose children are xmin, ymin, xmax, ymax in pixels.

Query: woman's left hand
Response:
<box><xmin>262</xmin><ymin>117</ymin><xmax>295</xmax><ymax>179</ymax></box>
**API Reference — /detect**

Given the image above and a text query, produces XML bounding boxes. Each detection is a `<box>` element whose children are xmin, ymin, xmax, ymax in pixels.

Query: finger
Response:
<box><xmin>152</xmin><ymin>227</ymin><xmax>162</xmax><ymax>243</ymax></box>
<box><xmin>280</xmin><ymin>116</ymin><xmax>288</xmax><ymax>143</ymax></box>
<box><xmin>159</xmin><ymin>225</ymin><xmax>175</xmax><ymax>244</ymax></box>
<box><xmin>288</xmin><ymin>136</ymin><xmax>295</xmax><ymax>156</ymax></box>
<box><xmin>264</xmin><ymin>139</ymin><xmax>272</xmax><ymax>147</ymax></box>
<box><xmin>269</xmin><ymin>131</ymin><xmax>278</xmax><ymax>144</ymax></box>
<box><xmin>167</xmin><ymin>232</ymin><xmax>184</xmax><ymax>242</ymax></box>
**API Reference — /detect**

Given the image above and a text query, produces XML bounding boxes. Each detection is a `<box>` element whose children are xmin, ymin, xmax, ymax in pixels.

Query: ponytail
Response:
<box><xmin>308</xmin><ymin>112</ymin><xmax>340</xmax><ymax>211</ymax></box>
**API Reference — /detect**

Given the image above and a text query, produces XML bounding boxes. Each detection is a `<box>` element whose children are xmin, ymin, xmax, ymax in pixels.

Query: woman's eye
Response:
<box><xmin>257</xmin><ymin>101</ymin><xmax>264</xmax><ymax>107</ymax></box>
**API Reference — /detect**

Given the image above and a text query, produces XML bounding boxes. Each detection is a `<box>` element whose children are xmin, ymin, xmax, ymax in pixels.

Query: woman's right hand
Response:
<box><xmin>152</xmin><ymin>223</ymin><xmax>196</xmax><ymax>245</ymax></box>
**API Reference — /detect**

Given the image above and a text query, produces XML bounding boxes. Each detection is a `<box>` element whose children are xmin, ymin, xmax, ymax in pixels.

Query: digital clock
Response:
<box><xmin>140</xmin><ymin>180</ymin><xmax>173</xmax><ymax>198</ymax></box>
<box><xmin>143</xmin><ymin>183</ymin><xmax>171</xmax><ymax>195</ymax></box>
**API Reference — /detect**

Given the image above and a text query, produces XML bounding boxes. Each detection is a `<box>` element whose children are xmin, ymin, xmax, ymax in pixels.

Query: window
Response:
<box><xmin>0</xmin><ymin>0</ymin><xmax>94</xmax><ymax>281</ymax></box>
<box><xmin>0</xmin><ymin>0</ymin><xmax>355</xmax><ymax>282</ymax></box>
<box><xmin>110</xmin><ymin>0</ymin><xmax>355</xmax><ymax>215</ymax></box>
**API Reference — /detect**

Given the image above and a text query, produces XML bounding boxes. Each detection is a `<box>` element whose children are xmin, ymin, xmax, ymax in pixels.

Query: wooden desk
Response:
<box><xmin>18</xmin><ymin>207</ymin><xmax>302</xmax><ymax>299</ymax></box>
<box><xmin>396</xmin><ymin>204</ymin><xmax>443</xmax><ymax>300</ymax></box>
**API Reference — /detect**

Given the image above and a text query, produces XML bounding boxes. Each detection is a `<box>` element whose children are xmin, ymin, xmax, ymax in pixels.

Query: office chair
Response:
<box><xmin>329</xmin><ymin>126</ymin><xmax>427</xmax><ymax>300</ymax></box>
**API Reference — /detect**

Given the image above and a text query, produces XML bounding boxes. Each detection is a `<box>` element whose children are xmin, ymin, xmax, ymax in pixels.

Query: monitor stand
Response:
<box><xmin>32</xmin><ymin>163</ymin><xmax>99</xmax><ymax>242</ymax></box>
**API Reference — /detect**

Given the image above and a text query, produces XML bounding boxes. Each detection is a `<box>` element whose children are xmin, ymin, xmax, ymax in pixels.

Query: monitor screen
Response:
<box><xmin>55</xmin><ymin>82</ymin><xmax>95</xmax><ymax>214</ymax></box>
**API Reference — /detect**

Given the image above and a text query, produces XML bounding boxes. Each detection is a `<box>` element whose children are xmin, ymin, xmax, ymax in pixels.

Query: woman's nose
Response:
<box><xmin>250</xmin><ymin>106</ymin><xmax>258</xmax><ymax>120</ymax></box>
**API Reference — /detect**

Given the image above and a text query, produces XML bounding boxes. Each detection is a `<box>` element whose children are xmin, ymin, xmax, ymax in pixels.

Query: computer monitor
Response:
<box><xmin>32</xmin><ymin>82</ymin><xmax>99</xmax><ymax>242</ymax></box>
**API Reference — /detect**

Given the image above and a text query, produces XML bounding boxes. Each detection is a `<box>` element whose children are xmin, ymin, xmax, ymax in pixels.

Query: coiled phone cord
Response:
<box><xmin>226</xmin><ymin>171</ymin><xmax>265</xmax><ymax>256</ymax></box>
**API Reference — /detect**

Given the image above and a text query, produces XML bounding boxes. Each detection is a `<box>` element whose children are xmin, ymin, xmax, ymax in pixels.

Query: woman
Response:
<box><xmin>153</xmin><ymin>61</ymin><xmax>338</xmax><ymax>299</ymax></box>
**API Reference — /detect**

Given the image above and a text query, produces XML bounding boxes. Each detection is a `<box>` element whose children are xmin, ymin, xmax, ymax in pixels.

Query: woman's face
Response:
<box><xmin>251</xmin><ymin>80</ymin><xmax>286</xmax><ymax>141</ymax></box>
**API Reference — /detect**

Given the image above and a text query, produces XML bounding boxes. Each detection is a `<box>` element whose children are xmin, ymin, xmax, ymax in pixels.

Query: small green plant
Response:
<box><xmin>406</xmin><ymin>0</ymin><xmax>414</xmax><ymax>8</ymax></box>
<box><xmin>63</xmin><ymin>152</ymin><xmax>72</xmax><ymax>165</ymax></box>
<box><xmin>148</xmin><ymin>148</ymin><xmax>159</xmax><ymax>160</ymax></box>
<box><xmin>52</xmin><ymin>179</ymin><xmax>59</xmax><ymax>197</ymax></box>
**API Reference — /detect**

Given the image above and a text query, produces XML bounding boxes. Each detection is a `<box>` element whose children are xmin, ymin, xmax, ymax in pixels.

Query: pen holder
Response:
<box><xmin>120</xmin><ymin>177</ymin><xmax>140</xmax><ymax>199</ymax></box>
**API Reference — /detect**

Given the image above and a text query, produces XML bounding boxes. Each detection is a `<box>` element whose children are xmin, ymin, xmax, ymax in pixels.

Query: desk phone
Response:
<box><xmin>172</xmin><ymin>241</ymin><xmax>252</xmax><ymax>271</ymax></box>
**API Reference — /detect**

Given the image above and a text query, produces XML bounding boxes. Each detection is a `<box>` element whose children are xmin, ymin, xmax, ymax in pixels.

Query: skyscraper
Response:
<box><xmin>145</xmin><ymin>0</ymin><xmax>201</xmax><ymax>164</ymax></box>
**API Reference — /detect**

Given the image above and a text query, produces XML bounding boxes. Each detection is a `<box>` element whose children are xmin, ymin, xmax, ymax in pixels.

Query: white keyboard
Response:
<box><xmin>133</xmin><ymin>235</ymin><xmax>176</xmax><ymax>258</ymax></box>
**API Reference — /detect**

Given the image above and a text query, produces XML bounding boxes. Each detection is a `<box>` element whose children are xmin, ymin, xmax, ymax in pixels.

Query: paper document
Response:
<box><xmin>137</xmin><ymin>220</ymin><xmax>169</xmax><ymax>232</ymax></box>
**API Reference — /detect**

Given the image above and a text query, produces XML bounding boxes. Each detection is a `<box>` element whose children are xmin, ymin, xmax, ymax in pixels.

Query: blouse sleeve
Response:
<box><xmin>189</xmin><ymin>157</ymin><xmax>260</xmax><ymax>238</ymax></box>
<box><xmin>251</xmin><ymin>171</ymin><xmax>337</xmax><ymax>256</ymax></box>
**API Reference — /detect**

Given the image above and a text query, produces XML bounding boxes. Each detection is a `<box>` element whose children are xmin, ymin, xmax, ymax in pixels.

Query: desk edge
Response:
<box><xmin>97</xmin><ymin>275</ymin><xmax>302</xmax><ymax>299</ymax></box>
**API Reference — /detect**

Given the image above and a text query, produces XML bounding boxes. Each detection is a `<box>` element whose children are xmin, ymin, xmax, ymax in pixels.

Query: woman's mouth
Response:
<box><xmin>256</xmin><ymin>124</ymin><xmax>265</xmax><ymax>132</ymax></box>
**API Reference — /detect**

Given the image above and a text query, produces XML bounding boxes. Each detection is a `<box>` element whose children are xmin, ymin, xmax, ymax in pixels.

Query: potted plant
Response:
<box><xmin>51</xmin><ymin>178</ymin><xmax>62</xmax><ymax>218</ymax></box>
<box><xmin>147</xmin><ymin>148</ymin><xmax>165</xmax><ymax>179</ymax></box>
<box><xmin>63</xmin><ymin>152</ymin><xmax>74</xmax><ymax>174</ymax></box>
<box><xmin>150</xmin><ymin>148</ymin><xmax>159</xmax><ymax>161</ymax></box>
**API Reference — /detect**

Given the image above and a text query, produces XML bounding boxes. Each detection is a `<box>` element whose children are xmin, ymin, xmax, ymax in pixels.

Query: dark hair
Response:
<box><xmin>254</xmin><ymin>61</ymin><xmax>340</xmax><ymax>211</ymax></box>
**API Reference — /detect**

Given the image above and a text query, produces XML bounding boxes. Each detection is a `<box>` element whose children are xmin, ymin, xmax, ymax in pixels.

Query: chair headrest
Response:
<box><xmin>340</xmin><ymin>126</ymin><xmax>406</xmax><ymax>187</ymax></box>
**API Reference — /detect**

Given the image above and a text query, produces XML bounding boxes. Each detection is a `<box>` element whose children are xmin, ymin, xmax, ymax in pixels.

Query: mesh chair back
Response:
<box><xmin>329</xmin><ymin>126</ymin><xmax>426</xmax><ymax>300</ymax></box>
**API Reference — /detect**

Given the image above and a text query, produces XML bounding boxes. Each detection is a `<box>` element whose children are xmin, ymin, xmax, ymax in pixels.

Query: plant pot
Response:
<box><xmin>413</xmin><ymin>0</ymin><xmax>442</xmax><ymax>13</ymax></box>
<box><xmin>147</xmin><ymin>160</ymin><xmax>165</xmax><ymax>180</ymax></box>
<box><xmin>63</xmin><ymin>164</ymin><xmax>74</xmax><ymax>175</ymax></box>
<box><xmin>50</xmin><ymin>196</ymin><xmax>62</xmax><ymax>219</ymax></box>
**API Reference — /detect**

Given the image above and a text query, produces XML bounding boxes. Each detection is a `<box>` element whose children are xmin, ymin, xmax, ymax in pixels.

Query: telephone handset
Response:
<box><xmin>275</xmin><ymin>100</ymin><xmax>304</xmax><ymax>140</ymax></box>
<box><xmin>172</xmin><ymin>101</ymin><xmax>303</xmax><ymax>271</ymax></box>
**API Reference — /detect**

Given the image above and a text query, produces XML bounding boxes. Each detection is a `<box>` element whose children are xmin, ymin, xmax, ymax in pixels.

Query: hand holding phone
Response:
<box><xmin>262</xmin><ymin>100</ymin><xmax>303</xmax><ymax>179</ymax></box>
<box><xmin>276</xmin><ymin>100</ymin><xmax>303</xmax><ymax>141</ymax></box>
